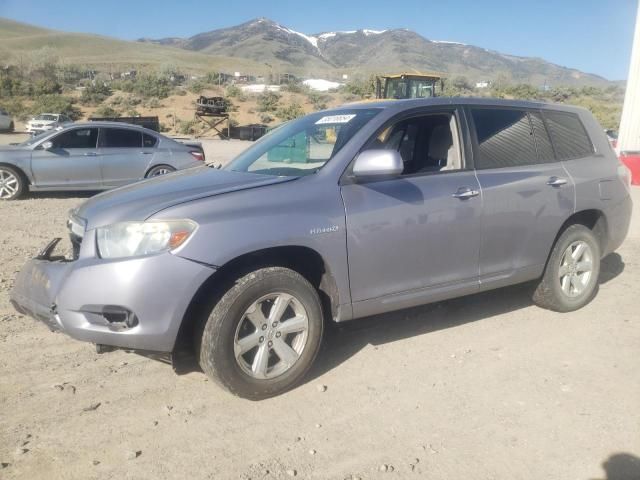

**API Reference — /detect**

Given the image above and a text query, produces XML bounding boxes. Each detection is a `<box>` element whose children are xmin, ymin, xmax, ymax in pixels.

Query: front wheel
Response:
<box><xmin>533</xmin><ymin>224</ymin><xmax>601</xmax><ymax>312</ymax></box>
<box><xmin>0</xmin><ymin>166</ymin><xmax>25</xmax><ymax>200</ymax></box>
<box><xmin>198</xmin><ymin>267</ymin><xmax>324</xmax><ymax>400</ymax></box>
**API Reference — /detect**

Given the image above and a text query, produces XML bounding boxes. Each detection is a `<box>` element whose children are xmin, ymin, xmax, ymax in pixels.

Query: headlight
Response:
<box><xmin>96</xmin><ymin>220</ymin><xmax>197</xmax><ymax>259</ymax></box>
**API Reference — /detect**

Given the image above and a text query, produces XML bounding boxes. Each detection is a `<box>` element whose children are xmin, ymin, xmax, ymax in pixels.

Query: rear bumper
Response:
<box><xmin>10</xmin><ymin>243</ymin><xmax>215</xmax><ymax>352</ymax></box>
<box><xmin>604</xmin><ymin>193</ymin><xmax>633</xmax><ymax>256</ymax></box>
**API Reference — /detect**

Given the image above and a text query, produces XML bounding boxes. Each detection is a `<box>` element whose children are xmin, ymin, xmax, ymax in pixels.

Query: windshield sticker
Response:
<box><xmin>315</xmin><ymin>114</ymin><xmax>356</xmax><ymax>125</ymax></box>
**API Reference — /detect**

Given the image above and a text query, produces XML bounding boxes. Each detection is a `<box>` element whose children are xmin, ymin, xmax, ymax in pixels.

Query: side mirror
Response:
<box><xmin>41</xmin><ymin>141</ymin><xmax>53</xmax><ymax>150</ymax></box>
<box><xmin>352</xmin><ymin>149</ymin><xmax>403</xmax><ymax>179</ymax></box>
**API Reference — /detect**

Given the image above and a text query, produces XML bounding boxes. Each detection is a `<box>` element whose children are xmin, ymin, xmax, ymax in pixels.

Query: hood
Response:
<box><xmin>76</xmin><ymin>166</ymin><xmax>294</xmax><ymax>229</ymax></box>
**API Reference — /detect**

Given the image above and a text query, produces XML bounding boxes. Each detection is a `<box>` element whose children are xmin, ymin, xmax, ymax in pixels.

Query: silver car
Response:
<box><xmin>0</xmin><ymin>122</ymin><xmax>204</xmax><ymax>200</ymax></box>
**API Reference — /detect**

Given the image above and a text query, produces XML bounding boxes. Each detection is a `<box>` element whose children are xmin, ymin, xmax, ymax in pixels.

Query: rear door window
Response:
<box><xmin>543</xmin><ymin>111</ymin><xmax>594</xmax><ymax>160</ymax></box>
<box><xmin>100</xmin><ymin>128</ymin><xmax>142</xmax><ymax>148</ymax></box>
<box><xmin>51</xmin><ymin>128</ymin><xmax>98</xmax><ymax>149</ymax></box>
<box><xmin>529</xmin><ymin>111</ymin><xmax>555</xmax><ymax>162</ymax></box>
<box><xmin>471</xmin><ymin>108</ymin><xmax>537</xmax><ymax>169</ymax></box>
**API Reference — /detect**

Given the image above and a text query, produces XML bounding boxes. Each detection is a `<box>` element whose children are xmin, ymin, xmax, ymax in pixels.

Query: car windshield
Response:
<box><xmin>225</xmin><ymin>109</ymin><xmax>381</xmax><ymax>177</ymax></box>
<box><xmin>35</xmin><ymin>114</ymin><xmax>57</xmax><ymax>121</ymax></box>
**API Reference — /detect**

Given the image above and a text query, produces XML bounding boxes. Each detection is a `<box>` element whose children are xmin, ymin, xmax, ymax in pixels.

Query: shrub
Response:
<box><xmin>307</xmin><ymin>92</ymin><xmax>329</xmax><ymax>111</ymax></box>
<box><xmin>177</xmin><ymin>119</ymin><xmax>199</xmax><ymax>135</ymax></box>
<box><xmin>30</xmin><ymin>95</ymin><xmax>82</xmax><ymax>120</ymax></box>
<box><xmin>225</xmin><ymin>85</ymin><xmax>242</xmax><ymax>98</ymax></box>
<box><xmin>0</xmin><ymin>97</ymin><xmax>27</xmax><ymax>120</ymax></box>
<box><xmin>93</xmin><ymin>105</ymin><xmax>120</xmax><ymax>118</ymax></box>
<box><xmin>259</xmin><ymin>112</ymin><xmax>274</xmax><ymax>123</ymax></box>
<box><xmin>33</xmin><ymin>78</ymin><xmax>62</xmax><ymax>96</ymax></box>
<box><xmin>282</xmin><ymin>82</ymin><xmax>309</xmax><ymax>94</ymax></box>
<box><xmin>189</xmin><ymin>80</ymin><xmax>205</xmax><ymax>94</ymax></box>
<box><xmin>132</xmin><ymin>74</ymin><xmax>173</xmax><ymax>99</ymax></box>
<box><xmin>80</xmin><ymin>83</ymin><xmax>112</xmax><ymax>106</ymax></box>
<box><xmin>257</xmin><ymin>90</ymin><xmax>281</xmax><ymax>112</ymax></box>
<box><xmin>276</xmin><ymin>102</ymin><xmax>304</xmax><ymax>121</ymax></box>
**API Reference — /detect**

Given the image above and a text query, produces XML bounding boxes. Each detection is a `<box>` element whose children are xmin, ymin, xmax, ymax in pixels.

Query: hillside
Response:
<box><xmin>142</xmin><ymin>18</ymin><xmax>611</xmax><ymax>86</ymax></box>
<box><xmin>0</xmin><ymin>17</ymin><xmax>266</xmax><ymax>74</ymax></box>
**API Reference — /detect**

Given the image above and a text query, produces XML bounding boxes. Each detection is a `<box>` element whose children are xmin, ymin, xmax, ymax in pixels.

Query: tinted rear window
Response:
<box><xmin>544</xmin><ymin>111</ymin><xmax>593</xmax><ymax>160</ymax></box>
<box><xmin>471</xmin><ymin>108</ymin><xmax>537</xmax><ymax>169</ymax></box>
<box><xmin>529</xmin><ymin>111</ymin><xmax>555</xmax><ymax>162</ymax></box>
<box><xmin>143</xmin><ymin>133</ymin><xmax>158</xmax><ymax>148</ymax></box>
<box><xmin>101</xmin><ymin>128</ymin><xmax>142</xmax><ymax>148</ymax></box>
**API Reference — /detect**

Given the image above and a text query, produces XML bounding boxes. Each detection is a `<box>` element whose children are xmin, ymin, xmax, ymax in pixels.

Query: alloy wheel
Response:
<box><xmin>0</xmin><ymin>169</ymin><xmax>19</xmax><ymax>199</ymax></box>
<box><xmin>234</xmin><ymin>292</ymin><xmax>309</xmax><ymax>380</ymax></box>
<box><xmin>558</xmin><ymin>240</ymin><xmax>594</xmax><ymax>297</ymax></box>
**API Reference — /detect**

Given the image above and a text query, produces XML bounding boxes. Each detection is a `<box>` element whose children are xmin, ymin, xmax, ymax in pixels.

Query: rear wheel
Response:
<box><xmin>533</xmin><ymin>224</ymin><xmax>601</xmax><ymax>312</ymax></box>
<box><xmin>146</xmin><ymin>165</ymin><xmax>175</xmax><ymax>178</ymax></box>
<box><xmin>0</xmin><ymin>166</ymin><xmax>25</xmax><ymax>200</ymax></box>
<box><xmin>198</xmin><ymin>267</ymin><xmax>324</xmax><ymax>400</ymax></box>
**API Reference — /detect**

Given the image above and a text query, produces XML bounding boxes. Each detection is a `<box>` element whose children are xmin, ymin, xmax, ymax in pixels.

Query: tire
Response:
<box><xmin>146</xmin><ymin>165</ymin><xmax>175</xmax><ymax>178</ymax></box>
<box><xmin>0</xmin><ymin>165</ymin><xmax>25</xmax><ymax>200</ymax></box>
<box><xmin>198</xmin><ymin>267</ymin><xmax>324</xmax><ymax>400</ymax></box>
<box><xmin>533</xmin><ymin>224</ymin><xmax>601</xmax><ymax>312</ymax></box>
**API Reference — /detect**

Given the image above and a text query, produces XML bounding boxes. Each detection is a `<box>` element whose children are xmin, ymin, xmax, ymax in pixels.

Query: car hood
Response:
<box><xmin>76</xmin><ymin>166</ymin><xmax>295</xmax><ymax>229</ymax></box>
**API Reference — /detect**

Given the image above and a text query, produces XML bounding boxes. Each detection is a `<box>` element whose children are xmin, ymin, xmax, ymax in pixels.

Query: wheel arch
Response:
<box><xmin>173</xmin><ymin>245</ymin><xmax>340</xmax><ymax>354</ymax></box>
<box><xmin>555</xmin><ymin>209</ymin><xmax>608</xmax><ymax>255</ymax></box>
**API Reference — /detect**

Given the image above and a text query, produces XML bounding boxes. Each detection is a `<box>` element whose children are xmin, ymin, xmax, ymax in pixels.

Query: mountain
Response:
<box><xmin>0</xmin><ymin>17</ymin><xmax>265</xmax><ymax>73</ymax></box>
<box><xmin>141</xmin><ymin>18</ymin><xmax>610</xmax><ymax>86</ymax></box>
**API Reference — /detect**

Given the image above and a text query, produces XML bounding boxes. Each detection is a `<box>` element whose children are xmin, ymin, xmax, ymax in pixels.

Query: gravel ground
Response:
<box><xmin>0</xmin><ymin>133</ymin><xmax>639</xmax><ymax>479</ymax></box>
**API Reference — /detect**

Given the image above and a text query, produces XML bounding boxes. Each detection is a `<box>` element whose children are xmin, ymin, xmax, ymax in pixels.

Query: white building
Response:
<box><xmin>618</xmin><ymin>2</ymin><xmax>640</xmax><ymax>153</ymax></box>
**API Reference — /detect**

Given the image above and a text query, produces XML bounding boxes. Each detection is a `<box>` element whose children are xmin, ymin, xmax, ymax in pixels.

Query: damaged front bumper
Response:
<box><xmin>10</xmin><ymin>236</ymin><xmax>215</xmax><ymax>353</ymax></box>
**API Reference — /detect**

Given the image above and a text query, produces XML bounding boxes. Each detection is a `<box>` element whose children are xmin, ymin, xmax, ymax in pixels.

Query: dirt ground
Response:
<box><xmin>0</xmin><ymin>134</ymin><xmax>639</xmax><ymax>479</ymax></box>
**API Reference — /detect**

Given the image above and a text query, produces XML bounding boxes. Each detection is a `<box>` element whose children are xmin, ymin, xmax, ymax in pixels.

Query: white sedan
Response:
<box><xmin>26</xmin><ymin>113</ymin><xmax>73</xmax><ymax>134</ymax></box>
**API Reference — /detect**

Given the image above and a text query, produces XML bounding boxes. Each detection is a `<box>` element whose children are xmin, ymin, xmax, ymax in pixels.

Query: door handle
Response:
<box><xmin>140</xmin><ymin>151</ymin><xmax>154</xmax><ymax>155</ymax></box>
<box><xmin>84</xmin><ymin>152</ymin><xmax>98</xmax><ymax>157</ymax></box>
<box><xmin>452</xmin><ymin>187</ymin><xmax>480</xmax><ymax>199</ymax></box>
<box><xmin>547</xmin><ymin>176</ymin><xmax>568</xmax><ymax>187</ymax></box>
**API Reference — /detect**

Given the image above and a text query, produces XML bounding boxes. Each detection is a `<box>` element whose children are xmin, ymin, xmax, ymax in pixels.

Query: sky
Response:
<box><xmin>0</xmin><ymin>0</ymin><xmax>638</xmax><ymax>80</ymax></box>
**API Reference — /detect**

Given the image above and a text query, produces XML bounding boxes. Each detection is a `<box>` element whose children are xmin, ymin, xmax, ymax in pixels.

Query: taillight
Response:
<box><xmin>190</xmin><ymin>150</ymin><xmax>205</xmax><ymax>161</ymax></box>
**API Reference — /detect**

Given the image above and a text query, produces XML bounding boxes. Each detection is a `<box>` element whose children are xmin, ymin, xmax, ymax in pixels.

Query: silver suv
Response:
<box><xmin>11</xmin><ymin>98</ymin><xmax>633</xmax><ymax>399</ymax></box>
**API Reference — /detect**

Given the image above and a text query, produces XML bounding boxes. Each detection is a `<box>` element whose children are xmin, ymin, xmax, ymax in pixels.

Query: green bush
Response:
<box><xmin>189</xmin><ymin>80</ymin><xmax>205</xmax><ymax>94</ymax></box>
<box><xmin>111</xmin><ymin>74</ymin><xmax>173</xmax><ymax>99</ymax></box>
<box><xmin>80</xmin><ymin>83</ymin><xmax>112</xmax><ymax>106</ymax></box>
<box><xmin>276</xmin><ymin>102</ymin><xmax>304</xmax><ymax>121</ymax></box>
<box><xmin>93</xmin><ymin>105</ymin><xmax>120</xmax><ymax>118</ymax></box>
<box><xmin>307</xmin><ymin>92</ymin><xmax>329</xmax><ymax>111</ymax></box>
<box><xmin>30</xmin><ymin>95</ymin><xmax>82</xmax><ymax>120</ymax></box>
<box><xmin>225</xmin><ymin>85</ymin><xmax>243</xmax><ymax>98</ymax></box>
<box><xmin>341</xmin><ymin>76</ymin><xmax>376</xmax><ymax>98</ymax></box>
<box><xmin>0</xmin><ymin>97</ymin><xmax>27</xmax><ymax>120</ymax></box>
<box><xmin>257</xmin><ymin>90</ymin><xmax>282</xmax><ymax>112</ymax></box>
<box><xmin>259</xmin><ymin>112</ymin><xmax>274</xmax><ymax>123</ymax></box>
<box><xmin>177</xmin><ymin>119</ymin><xmax>199</xmax><ymax>135</ymax></box>
<box><xmin>282</xmin><ymin>82</ymin><xmax>309</xmax><ymax>94</ymax></box>
<box><xmin>33</xmin><ymin>78</ymin><xmax>62</xmax><ymax>96</ymax></box>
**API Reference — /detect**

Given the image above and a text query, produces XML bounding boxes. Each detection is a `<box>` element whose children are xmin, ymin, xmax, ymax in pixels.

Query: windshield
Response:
<box><xmin>35</xmin><ymin>114</ymin><xmax>58</xmax><ymax>121</ymax></box>
<box><xmin>225</xmin><ymin>109</ymin><xmax>381</xmax><ymax>177</ymax></box>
